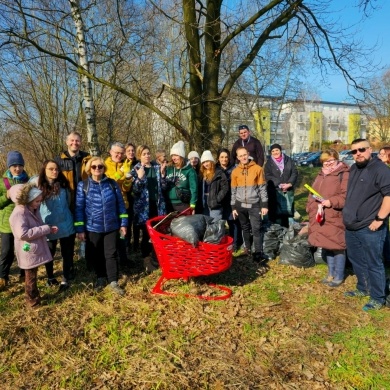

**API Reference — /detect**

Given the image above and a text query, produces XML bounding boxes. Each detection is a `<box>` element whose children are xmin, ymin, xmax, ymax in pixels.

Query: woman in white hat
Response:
<box><xmin>198</xmin><ymin>150</ymin><xmax>229</xmax><ymax>221</ymax></box>
<box><xmin>163</xmin><ymin>141</ymin><xmax>198</xmax><ymax>213</ymax></box>
<box><xmin>187</xmin><ymin>151</ymin><xmax>200</xmax><ymax>174</ymax></box>
<box><xmin>9</xmin><ymin>183</ymin><xmax>58</xmax><ymax>308</ymax></box>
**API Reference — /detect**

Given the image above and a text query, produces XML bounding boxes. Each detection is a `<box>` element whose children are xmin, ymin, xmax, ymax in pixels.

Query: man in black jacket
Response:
<box><xmin>343</xmin><ymin>138</ymin><xmax>390</xmax><ymax>311</ymax></box>
<box><xmin>231</xmin><ymin>125</ymin><xmax>265</xmax><ymax>167</ymax></box>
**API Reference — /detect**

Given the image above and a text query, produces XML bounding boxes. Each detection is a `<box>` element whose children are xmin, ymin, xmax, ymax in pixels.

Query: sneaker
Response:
<box><xmin>328</xmin><ymin>280</ymin><xmax>343</xmax><ymax>288</ymax></box>
<box><xmin>233</xmin><ymin>247</ymin><xmax>249</xmax><ymax>258</ymax></box>
<box><xmin>94</xmin><ymin>277</ymin><xmax>107</xmax><ymax>292</ymax></box>
<box><xmin>321</xmin><ymin>276</ymin><xmax>333</xmax><ymax>285</ymax></box>
<box><xmin>46</xmin><ymin>278</ymin><xmax>60</xmax><ymax>287</ymax></box>
<box><xmin>344</xmin><ymin>290</ymin><xmax>369</xmax><ymax>298</ymax></box>
<box><xmin>109</xmin><ymin>281</ymin><xmax>125</xmax><ymax>296</ymax></box>
<box><xmin>362</xmin><ymin>299</ymin><xmax>383</xmax><ymax>311</ymax></box>
<box><xmin>58</xmin><ymin>282</ymin><xmax>69</xmax><ymax>293</ymax></box>
<box><xmin>252</xmin><ymin>252</ymin><xmax>268</xmax><ymax>263</ymax></box>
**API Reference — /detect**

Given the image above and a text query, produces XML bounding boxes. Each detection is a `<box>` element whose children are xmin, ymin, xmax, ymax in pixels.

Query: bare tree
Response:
<box><xmin>0</xmin><ymin>0</ymin><xmax>380</xmax><ymax>152</ymax></box>
<box><xmin>362</xmin><ymin>70</ymin><xmax>390</xmax><ymax>143</ymax></box>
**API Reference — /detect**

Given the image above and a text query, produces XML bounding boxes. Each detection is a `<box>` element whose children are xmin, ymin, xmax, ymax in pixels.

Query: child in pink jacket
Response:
<box><xmin>9</xmin><ymin>184</ymin><xmax>58</xmax><ymax>307</ymax></box>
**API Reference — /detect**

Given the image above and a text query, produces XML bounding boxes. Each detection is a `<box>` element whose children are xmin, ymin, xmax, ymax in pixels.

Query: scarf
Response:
<box><xmin>321</xmin><ymin>161</ymin><xmax>342</xmax><ymax>176</ymax></box>
<box><xmin>271</xmin><ymin>155</ymin><xmax>284</xmax><ymax>173</ymax></box>
<box><xmin>6</xmin><ymin>170</ymin><xmax>29</xmax><ymax>182</ymax></box>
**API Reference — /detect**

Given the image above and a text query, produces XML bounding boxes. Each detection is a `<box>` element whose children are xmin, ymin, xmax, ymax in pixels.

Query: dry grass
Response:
<box><xmin>1</xmin><ymin>167</ymin><xmax>390</xmax><ymax>389</ymax></box>
<box><xmin>1</xmin><ymin>253</ymin><xmax>390</xmax><ymax>390</ymax></box>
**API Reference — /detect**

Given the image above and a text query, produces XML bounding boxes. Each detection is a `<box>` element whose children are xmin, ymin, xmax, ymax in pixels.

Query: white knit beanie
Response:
<box><xmin>27</xmin><ymin>187</ymin><xmax>42</xmax><ymax>203</ymax></box>
<box><xmin>170</xmin><ymin>141</ymin><xmax>186</xmax><ymax>158</ymax></box>
<box><xmin>188</xmin><ymin>151</ymin><xmax>200</xmax><ymax>160</ymax></box>
<box><xmin>200</xmin><ymin>150</ymin><xmax>215</xmax><ymax>163</ymax></box>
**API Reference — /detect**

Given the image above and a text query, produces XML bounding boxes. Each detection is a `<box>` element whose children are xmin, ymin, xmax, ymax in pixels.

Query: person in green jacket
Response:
<box><xmin>0</xmin><ymin>151</ymin><xmax>29</xmax><ymax>290</ymax></box>
<box><xmin>163</xmin><ymin>141</ymin><xmax>198</xmax><ymax>213</ymax></box>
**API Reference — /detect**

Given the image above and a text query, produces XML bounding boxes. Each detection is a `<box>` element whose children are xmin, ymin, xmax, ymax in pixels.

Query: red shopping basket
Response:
<box><xmin>146</xmin><ymin>215</ymin><xmax>233</xmax><ymax>300</ymax></box>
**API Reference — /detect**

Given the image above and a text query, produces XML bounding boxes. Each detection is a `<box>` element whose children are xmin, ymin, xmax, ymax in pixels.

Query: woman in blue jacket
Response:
<box><xmin>75</xmin><ymin>157</ymin><xmax>128</xmax><ymax>296</ymax></box>
<box><xmin>34</xmin><ymin>160</ymin><xmax>76</xmax><ymax>292</ymax></box>
<box><xmin>130</xmin><ymin>145</ymin><xmax>166</xmax><ymax>273</ymax></box>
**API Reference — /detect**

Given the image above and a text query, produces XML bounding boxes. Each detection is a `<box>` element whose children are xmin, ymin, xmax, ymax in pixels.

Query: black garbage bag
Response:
<box><xmin>313</xmin><ymin>247</ymin><xmax>327</xmax><ymax>265</ymax></box>
<box><xmin>262</xmin><ymin>223</ymin><xmax>287</xmax><ymax>260</ymax></box>
<box><xmin>203</xmin><ymin>220</ymin><xmax>226</xmax><ymax>244</ymax></box>
<box><xmin>170</xmin><ymin>215</ymin><xmax>213</xmax><ymax>247</ymax></box>
<box><xmin>279</xmin><ymin>226</ymin><xmax>315</xmax><ymax>268</ymax></box>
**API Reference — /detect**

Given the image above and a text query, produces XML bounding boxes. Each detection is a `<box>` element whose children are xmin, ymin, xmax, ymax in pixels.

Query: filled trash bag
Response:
<box><xmin>170</xmin><ymin>215</ymin><xmax>212</xmax><ymax>247</ymax></box>
<box><xmin>203</xmin><ymin>220</ymin><xmax>226</xmax><ymax>244</ymax></box>
<box><xmin>262</xmin><ymin>223</ymin><xmax>287</xmax><ymax>260</ymax></box>
<box><xmin>313</xmin><ymin>247</ymin><xmax>327</xmax><ymax>265</ymax></box>
<box><xmin>279</xmin><ymin>226</ymin><xmax>315</xmax><ymax>268</ymax></box>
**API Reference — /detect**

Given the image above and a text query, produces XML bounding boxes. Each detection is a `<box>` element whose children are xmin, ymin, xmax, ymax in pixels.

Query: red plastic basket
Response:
<box><xmin>146</xmin><ymin>215</ymin><xmax>233</xmax><ymax>300</ymax></box>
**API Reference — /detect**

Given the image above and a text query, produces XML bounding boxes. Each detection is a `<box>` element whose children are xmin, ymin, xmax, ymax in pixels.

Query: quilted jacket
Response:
<box><xmin>74</xmin><ymin>175</ymin><xmax>128</xmax><ymax>233</ymax></box>
<box><xmin>0</xmin><ymin>171</ymin><xmax>29</xmax><ymax>233</ymax></box>
<box><xmin>9</xmin><ymin>204</ymin><xmax>52</xmax><ymax>270</ymax></box>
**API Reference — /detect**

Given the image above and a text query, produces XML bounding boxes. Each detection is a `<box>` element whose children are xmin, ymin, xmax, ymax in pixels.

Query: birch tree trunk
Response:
<box><xmin>69</xmin><ymin>0</ymin><xmax>100</xmax><ymax>156</ymax></box>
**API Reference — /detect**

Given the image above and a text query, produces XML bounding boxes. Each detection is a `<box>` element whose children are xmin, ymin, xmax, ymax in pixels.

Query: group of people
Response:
<box><xmin>306</xmin><ymin>140</ymin><xmax>390</xmax><ymax>311</ymax></box>
<box><xmin>0</xmin><ymin>124</ymin><xmax>389</xmax><ymax>311</ymax></box>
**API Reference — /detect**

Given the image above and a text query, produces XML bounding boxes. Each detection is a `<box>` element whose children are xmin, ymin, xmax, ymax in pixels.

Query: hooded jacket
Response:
<box><xmin>306</xmin><ymin>162</ymin><xmax>350</xmax><ymax>250</ymax></box>
<box><xmin>165</xmin><ymin>164</ymin><xmax>198</xmax><ymax>207</ymax></box>
<box><xmin>231</xmin><ymin>161</ymin><xmax>268</xmax><ymax>208</ymax></box>
<box><xmin>9</xmin><ymin>204</ymin><xmax>52</xmax><ymax>270</ymax></box>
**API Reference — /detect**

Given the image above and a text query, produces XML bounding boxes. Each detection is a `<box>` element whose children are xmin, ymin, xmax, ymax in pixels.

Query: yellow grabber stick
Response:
<box><xmin>304</xmin><ymin>184</ymin><xmax>324</xmax><ymax>201</ymax></box>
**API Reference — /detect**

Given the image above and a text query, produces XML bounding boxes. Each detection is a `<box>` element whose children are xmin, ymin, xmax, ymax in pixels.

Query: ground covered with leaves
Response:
<box><xmin>1</xmin><ymin>250</ymin><xmax>390</xmax><ymax>390</ymax></box>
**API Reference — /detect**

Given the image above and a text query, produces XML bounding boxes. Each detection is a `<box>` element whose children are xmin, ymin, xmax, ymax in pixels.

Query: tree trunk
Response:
<box><xmin>69</xmin><ymin>0</ymin><xmax>100</xmax><ymax>156</ymax></box>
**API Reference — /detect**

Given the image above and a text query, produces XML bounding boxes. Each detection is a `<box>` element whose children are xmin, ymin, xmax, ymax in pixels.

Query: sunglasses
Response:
<box><xmin>91</xmin><ymin>165</ymin><xmax>104</xmax><ymax>170</ymax></box>
<box><xmin>350</xmin><ymin>147</ymin><xmax>369</xmax><ymax>155</ymax></box>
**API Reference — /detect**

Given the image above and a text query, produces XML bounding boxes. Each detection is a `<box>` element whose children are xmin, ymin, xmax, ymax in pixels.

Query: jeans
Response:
<box><xmin>203</xmin><ymin>204</ymin><xmax>223</xmax><ymax>222</ymax></box>
<box><xmin>236</xmin><ymin>203</ymin><xmax>263</xmax><ymax>254</ymax></box>
<box><xmin>87</xmin><ymin>230</ymin><xmax>118</xmax><ymax>283</ymax></box>
<box><xmin>323</xmin><ymin>249</ymin><xmax>345</xmax><ymax>281</ymax></box>
<box><xmin>0</xmin><ymin>233</ymin><xmax>15</xmax><ymax>280</ymax></box>
<box><xmin>345</xmin><ymin>226</ymin><xmax>387</xmax><ymax>304</ymax></box>
<box><xmin>47</xmin><ymin>234</ymin><xmax>76</xmax><ymax>282</ymax></box>
<box><xmin>383</xmin><ymin>220</ymin><xmax>390</xmax><ymax>264</ymax></box>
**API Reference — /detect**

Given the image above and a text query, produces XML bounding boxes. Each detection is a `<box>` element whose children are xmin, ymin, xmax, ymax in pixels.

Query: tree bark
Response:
<box><xmin>69</xmin><ymin>0</ymin><xmax>100</xmax><ymax>156</ymax></box>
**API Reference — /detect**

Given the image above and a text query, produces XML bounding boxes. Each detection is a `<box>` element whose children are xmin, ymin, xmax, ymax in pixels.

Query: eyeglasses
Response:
<box><xmin>91</xmin><ymin>165</ymin><xmax>104</xmax><ymax>170</ymax></box>
<box><xmin>323</xmin><ymin>159</ymin><xmax>336</xmax><ymax>165</ymax></box>
<box><xmin>350</xmin><ymin>147</ymin><xmax>369</xmax><ymax>155</ymax></box>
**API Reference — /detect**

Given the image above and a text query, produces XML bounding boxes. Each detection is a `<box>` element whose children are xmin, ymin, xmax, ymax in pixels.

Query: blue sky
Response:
<box><xmin>317</xmin><ymin>1</ymin><xmax>390</xmax><ymax>102</ymax></box>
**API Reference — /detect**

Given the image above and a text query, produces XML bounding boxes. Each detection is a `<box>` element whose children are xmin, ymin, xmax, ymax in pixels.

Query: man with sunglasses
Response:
<box><xmin>231</xmin><ymin>125</ymin><xmax>265</xmax><ymax>167</ymax></box>
<box><xmin>343</xmin><ymin>138</ymin><xmax>390</xmax><ymax>311</ymax></box>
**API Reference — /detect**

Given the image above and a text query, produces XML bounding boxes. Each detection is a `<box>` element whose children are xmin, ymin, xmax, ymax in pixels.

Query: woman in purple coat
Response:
<box><xmin>9</xmin><ymin>184</ymin><xmax>58</xmax><ymax>307</ymax></box>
